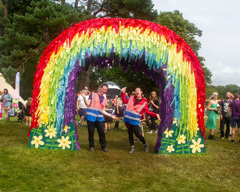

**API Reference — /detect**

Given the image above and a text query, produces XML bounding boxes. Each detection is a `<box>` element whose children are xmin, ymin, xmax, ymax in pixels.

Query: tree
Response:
<box><xmin>90</xmin><ymin>66</ymin><xmax>161</xmax><ymax>98</ymax></box>
<box><xmin>155</xmin><ymin>10</ymin><xmax>212</xmax><ymax>85</ymax></box>
<box><xmin>0</xmin><ymin>0</ymin><xmax>91</xmax><ymax>99</ymax></box>
<box><xmin>205</xmin><ymin>84</ymin><xmax>240</xmax><ymax>99</ymax></box>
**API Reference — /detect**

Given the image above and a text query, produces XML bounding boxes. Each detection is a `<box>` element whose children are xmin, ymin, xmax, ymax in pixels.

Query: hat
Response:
<box><xmin>84</xmin><ymin>86</ymin><xmax>88</xmax><ymax>90</ymax></box>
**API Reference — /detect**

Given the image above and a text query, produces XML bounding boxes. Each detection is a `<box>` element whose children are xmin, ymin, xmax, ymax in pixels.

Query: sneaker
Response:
<box><xmin>102</xmin><ymin>147</ymin><xmax>110</xmax><ymax>153</ymax></box>
<box><xmin>77</xmin><ymin>122</ymin><xmax>81</xmax><ymax>127</ymax></box>
<box><xmin>134</xmin><ymin>139</ymin><xmax>139</xmax><ymax>142</ymax></box>
<box><xmin>154</xmin><ymin>130</ymin><xmax>158</xmax><ymax>134</ymax></box>
<box><xmin>230</xmin><ymin>140</ymin><xmax>234</xmax><ymax>143</ymax></box>
<box><xmin>90</xmin><ymin>147</ymin><xmax>94</xmax><ymax>152</ymax></box>
<box><xmin>212</xmin><ymin>136</ymin><xmax>217</xmax><ymax>140</ymax></box>
<box><xmin>144</xmin><ymin>143</ymin><xmax>149</xmax><ymax>152</ymax></box>
<box><xmin>221</xmin><ymin>137</ymin><xmax>224</xmax><ymax>139</ymax></box>
<box><xmin>147</xmin><ymin>130</ymin><xmax>153</xmax><ymax>134</ymax></box>
<box><xmin>129</xmin><ymin>147</ymin><xmax>135</xmax><ymax>154</ymax></box>
<box><xmin>114</xmin><ymin>127</ymin><xmax>119</xmax><ymax>130</ymax></box>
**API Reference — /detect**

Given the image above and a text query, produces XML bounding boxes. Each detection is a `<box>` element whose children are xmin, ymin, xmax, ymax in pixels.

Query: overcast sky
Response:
<box><xmin>152</xmin><ymin>0</ymin><xmax>240</xmax><ymax>86</ymax></box>
<box><xmin>67</xmin><ymin>0</ymin><xmax>240</xmax><ymax>86</ymax></box>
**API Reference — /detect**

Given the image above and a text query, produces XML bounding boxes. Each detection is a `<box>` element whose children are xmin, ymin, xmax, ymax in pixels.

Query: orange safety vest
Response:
<box><xmin>123</xmin><ymin>95</ymin><xmax>147</xmax><ymax>125</ymax></box>
<box><xmin>86</xmin><ymin>92</ymin><xmax>107</xmax><ymax>122</ymax></box>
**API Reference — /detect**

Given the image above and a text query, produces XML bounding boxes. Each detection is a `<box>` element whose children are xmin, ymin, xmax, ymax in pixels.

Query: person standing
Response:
<box><xmin>76</xmin><ymin>87</ymin><xmax>89</xmax><ymax>127</ymax></box>
<box><xmin>219</xmin><ymin>92</ymin><xmax>231</xmax><ymax>139</ymax></box>
<box><xmin>147</xmin><ymin>91</ymin><xmax>160</xmax><ymax>134</ymax></box>
<box><xmin>104</xmin><ymin>105</ymin><xmax>113</xmax><ymax>131</ymax></box>
<box><xmin>2</xmin><ymin>89</ymin><xmax>12</xmax><ymax>120</ymax></box>
<box><xmin>228</xmin><ymin>93</ymin><xmax>240</xmax><ymax>143</ymax></box>
<box><xmin>206</xmin><ymin>92</ymin><xmax>219</xmax><ymax>140</ymax></box>
<box><xmin>121</xmin><ymin>87</ymin><xmax>161</xmax><ymax>153</ymax></box>
<box><xmin>82</xmin><ymin>84</ymin><xmax>118</xmax><ymax>152</ymax></box>
<box><xmin>25</xmin><ymin>97</ymin><xmax>33</xmax><ymax>126</ymax></box>
<box><xmin>114</xmin><ymin>98</ymin><xmax>125</xmax><ymax>130</ymax></box>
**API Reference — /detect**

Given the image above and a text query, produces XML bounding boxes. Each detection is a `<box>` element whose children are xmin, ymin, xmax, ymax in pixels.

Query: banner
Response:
<box><xmin>14</xmin><ymin>72</ymin><xmax>20</xmax><ymax>100</ymax></box>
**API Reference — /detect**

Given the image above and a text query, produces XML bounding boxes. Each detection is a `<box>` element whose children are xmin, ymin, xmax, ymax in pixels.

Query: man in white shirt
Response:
<box><xmin>76</xmin><ymin>88</ymin><xmax>89</xmax><ymax>127</ymax></box>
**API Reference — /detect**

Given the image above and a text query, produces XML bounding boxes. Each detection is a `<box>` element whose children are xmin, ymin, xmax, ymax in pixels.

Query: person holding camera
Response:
<box><xmin>206</xmin><ymin>92</ymin><xmax>219</xmax><ymax>140</ymax></box>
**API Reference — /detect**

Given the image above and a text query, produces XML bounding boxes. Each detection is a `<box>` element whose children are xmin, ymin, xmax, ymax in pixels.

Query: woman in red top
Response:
<box><xmin>121</xmin><ymin>87</ymin><xmax>161</xmax><ymax>153</ymax></box>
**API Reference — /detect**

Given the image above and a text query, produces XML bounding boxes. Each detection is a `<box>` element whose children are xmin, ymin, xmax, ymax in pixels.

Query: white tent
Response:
<box><xmin>97</xmin><ymin>81</ymin><xmax>121</xmax><ymax>98</ymax></box>
<box><xmin>0</xmin><ymin>73</ymin><xmax>24</xmax><ymax>103</ymax></box>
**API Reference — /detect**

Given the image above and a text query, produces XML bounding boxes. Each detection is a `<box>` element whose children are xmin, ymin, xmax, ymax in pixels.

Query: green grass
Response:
<box><xmin>0</xmin><ymin>117</ymin><xmax>239</xmax><ymax>192</ymax></box>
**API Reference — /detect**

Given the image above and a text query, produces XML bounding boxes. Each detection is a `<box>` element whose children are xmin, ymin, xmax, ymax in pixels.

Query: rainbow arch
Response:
<box><xmin>28</xmin><ymin>18</ymin><xmax>206</xmax><ymax>154</ymax></box>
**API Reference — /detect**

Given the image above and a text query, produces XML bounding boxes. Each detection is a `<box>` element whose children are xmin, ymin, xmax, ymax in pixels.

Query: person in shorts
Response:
<box><xmin>76</xmin><ymin>87</ymin><xmax>89</xmax><ymax>127</ymax></box>
<box><xmin>228</xmin><ymin>93</ymin><xmax>240</xmax><ymax>143</ymax></box>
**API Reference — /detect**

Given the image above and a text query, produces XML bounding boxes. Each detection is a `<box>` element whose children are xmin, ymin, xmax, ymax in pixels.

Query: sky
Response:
<box><xmin>152</xmin><ymin>0</ymin><xmax>240</xmax><ymax>86</ymax></box>
<box><xmin>67</xmin><ymin>0</ymin><xmax>240</xmax><ymax>86</ymax></box>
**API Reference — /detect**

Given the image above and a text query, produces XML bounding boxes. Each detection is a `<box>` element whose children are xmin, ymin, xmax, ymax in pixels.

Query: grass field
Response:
<box><xmin>0</xmin><ymin>117</ymin><xmax>240</xmax><ymax>192</ymax></box>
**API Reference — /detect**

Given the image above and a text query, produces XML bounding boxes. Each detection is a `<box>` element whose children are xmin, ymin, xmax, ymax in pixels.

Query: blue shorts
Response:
<box><xmin>231</xmin><ymin>117</ymin><xmax>240</xmax><ymax>128</ymax></box>
<box><xmin>78</xmin><ymin>108</ymin><xmax>87</xmax><ymax>117</ymax></box>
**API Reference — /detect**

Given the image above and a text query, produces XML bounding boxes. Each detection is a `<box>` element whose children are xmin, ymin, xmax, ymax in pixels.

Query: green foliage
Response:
<box><xmin>85</xmin><ymin>0</ymin><xmax>158</xmax><ymax>20</ymax></box>
<box><xmin>0</xmin><ymin>0</ymin><xmax>214</xmax><ymax>99</ymax></box>
<box><xmin>206</xmin><ymin>84</ymin><xmax>240</xmax><ymax>99</ymax></box>
<box><xmin>0</xmin><ymin>117</ymin><xmax>240</xmax><ymax>191</ymax></box>
<box><xmin>90</xmin><ymin>66</ymin><xmax>161</xmax><ymax>98</ymax></box>
<box><xmin>155</xmin><ymin>10</ymin><xmax>212</xmax><ymax>85</ymax></box>
<box><xmin>0</xmin><ymin>0</ymin><xmax>91</xmax><ymax>99</ymax></box>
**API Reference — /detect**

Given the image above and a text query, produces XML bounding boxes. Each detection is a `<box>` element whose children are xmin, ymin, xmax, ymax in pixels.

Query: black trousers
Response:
<box><xmin>127</xmin><ymin>124</ymin><xmax>146</xmax><ymax>146</ymax></box>
<box><xmin>114</xmin><ymin>121</ymin><xmax>119</xmax><ymax>128</ymax></box>
<box><xmin>220</xmin><ymin>117</ymin><xmax>231</xmax><ymax>138</ymax></box>
<box><xmin>87</xmin><ymin>120</ymin><xmax>106</xmax><ymax>149</ymax></box>
<box><xmin>150</xmin><ymin>116</ymin><xmax>157</xmax><ymax>131</ymax></box>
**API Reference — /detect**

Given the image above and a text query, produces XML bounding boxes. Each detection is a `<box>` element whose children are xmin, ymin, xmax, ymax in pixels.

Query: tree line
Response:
<box><xmin>0</xmin><ymin>0</ymin><xmax>213</xmax><ymax>99</ymax></box>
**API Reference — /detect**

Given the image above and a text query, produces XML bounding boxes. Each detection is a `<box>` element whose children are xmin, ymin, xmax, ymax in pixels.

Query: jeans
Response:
<box><xmin>87</xmin><ymin>120</ymin><xmax>106</xmax><ymax>149</ymax></box>
<box><xmin>220</xmin><ymin>117</ymin><xmax>231</xmax><ymax>138</ymax></box>
<box><xmin>127</xmin><ymin>124</ymin><xmax>146</xmax><ymax>146</ymax></box>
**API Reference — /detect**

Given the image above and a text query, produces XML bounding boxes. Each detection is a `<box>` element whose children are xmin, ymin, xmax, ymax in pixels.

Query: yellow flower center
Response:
<box><xmin>180</xmin><ymin>138</ymin><xmax>182</xmax><ymax>140</ymax></box>
<box><xmin>195</xmin><ymin>144</ymin><xmax>198</xmax><ymax>147</ymax></box>
<box><xmin>50</xmin><ymin>131</ymin><xmax>53</xmax><ymax>133</ymax></box>
<box><xmin>63</xmin><ymin>141</ymin><xmax>66</xmax><ymax>144</ymax></box>
<box><xmin>37</xmin><ymin>140</ymin><xmax>39</xmax><ymax>142</ymax></box>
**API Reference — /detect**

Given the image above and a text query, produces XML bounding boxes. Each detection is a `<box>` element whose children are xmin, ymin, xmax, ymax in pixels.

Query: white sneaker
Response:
<box><xmin>147</xmin><ymin>130</ymin><xmax>153</xmax><ymax>134</ymax></box>
<box><xmin>154</xmin><ymin>130</ymin><xmax>158</xmax><ymax>133</ymax></box>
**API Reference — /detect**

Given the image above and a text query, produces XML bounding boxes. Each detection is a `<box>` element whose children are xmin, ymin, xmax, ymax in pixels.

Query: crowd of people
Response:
<box><xmin>0</xmin><ymin>88</ymin><xmax>32</xmax><ymax>126</ymax></box>
<box><xmin>3</xmin><ymin>85</ymin><xmax>239</xmax><ymax>152</ymax></box>
<box><xmin>206</xmin><ymin>92</ymin><xmax>240</xmax><ymax>143</ymax></box>
<box><xmin>75</xmin><ymin>85</ymin><xmax>161</xmax><ymax>153</ymax></box>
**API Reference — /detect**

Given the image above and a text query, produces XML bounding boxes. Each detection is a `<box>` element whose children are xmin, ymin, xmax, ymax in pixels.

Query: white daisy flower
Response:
<box><xmin>63</xmin><ymin>125</ymin><xmax>70</xmax><ymax>133</ymax></box>
<box><xmin>190</xmin><ymin>138</ymin><xmax>204</xmax><ymax>153</ymax></box>
<box><xmin>164</xmin><ymin>128</ymin><xmax>174</xmax><ymax>138</ymax></box>
<box><xmin>177</xmin><ymin>134</ymin><xmax>186</xmax><ymax>144</ymax></box>
<box><xmin>44</xmin><ymin>126</ymin><xmax>57</xmax><ymax>139</ymax></box>
<box><xmin>57</xmin><ymin>136</ymin><xmax>71</xmax><ymax>150</ymax></box>
<box><xmin>166</xmin><ymin>145</ymin><xmax>175</xmax><ymax>153</ymax></box>
<box><xmin>31</xmin><ymin>135</ymin><xmax>44</xmax><ymax>148</ymax></box>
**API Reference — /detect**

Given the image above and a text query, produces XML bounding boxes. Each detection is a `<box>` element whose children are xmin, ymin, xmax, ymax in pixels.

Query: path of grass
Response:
<box><xmin>0</xmin><ymin>117</ymin><xmax>239</xmax><ymax>192</ymax></box>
